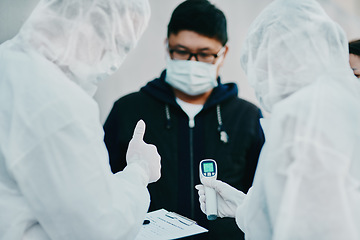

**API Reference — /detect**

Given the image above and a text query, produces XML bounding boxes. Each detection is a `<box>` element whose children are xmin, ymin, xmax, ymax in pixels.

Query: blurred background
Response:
<box><xmin>1</xmin><ymin>0</ymin><xmax>360</xmax><ymax>123</ymax></box>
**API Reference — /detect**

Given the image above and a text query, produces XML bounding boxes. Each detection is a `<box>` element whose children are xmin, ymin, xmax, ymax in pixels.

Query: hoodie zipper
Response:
<box><xmin>165</xmin><ymin>104</ymin><xmax>228</xmax><ymax>219</ymax></box>
<box><xmin>165</xmin><ymin>104</ymin><xmax>196</xmax><ymax>218</ymax></box>
<box><xmin>188</xmin><ymin>117</ymin><xmax>195</xmax><ymax>219</ymax></box>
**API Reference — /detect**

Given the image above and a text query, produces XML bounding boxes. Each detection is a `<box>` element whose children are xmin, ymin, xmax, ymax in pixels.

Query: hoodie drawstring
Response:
<box><xmin>217</xmin><ymin>104</ymin><xmax>229</xmax><ymax>143</ymax></box>
<box><xmin>165</xmin><ymin>103</ymin><xmax>228</xmax><ymax>143</ymax></box>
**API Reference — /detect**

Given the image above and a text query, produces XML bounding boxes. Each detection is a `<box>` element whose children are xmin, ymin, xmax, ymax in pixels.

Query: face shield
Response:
<box><xmin>240</xmin><ymin>0</ymin><xmax>349</xmax><ymax>113</ymax></box>
<box><xmin>16</xmin><ymin>0</ymin><xmax>151</xmax><ymax>95</ymax></box>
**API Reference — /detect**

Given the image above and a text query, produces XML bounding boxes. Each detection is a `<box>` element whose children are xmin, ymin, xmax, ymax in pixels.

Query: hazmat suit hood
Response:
<box><xmin>240</xmin><ymin>0</ymin><xmax>350</xmax><ymax>112</ymax></box>
<box><xmin>14</xmin><ymin>0</ymin><xmax>150</xmax><ymax>96</ymax></box>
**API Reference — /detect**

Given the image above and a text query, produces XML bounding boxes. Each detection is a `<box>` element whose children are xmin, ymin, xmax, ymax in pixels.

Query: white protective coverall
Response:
<box><xmin>0</xmin><ymin>0</ymin><xmax>160</xmax><ymax>239</ymax></box>
<box><xmin>197</xmin><ymin>0</ymin><xmax>360</xmax><ymax>239</ymax></box>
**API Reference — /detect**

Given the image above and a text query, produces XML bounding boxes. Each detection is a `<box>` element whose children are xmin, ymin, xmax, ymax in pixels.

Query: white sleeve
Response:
<box><xmin>269</xmin><ymin>141</ymin><xmax>358</xmax><ymax>240</ymax></box>
<box><xmin>8</xmin><ymin>94</ymin><xmax>150</xmax><ymax>240</ymax></box>
<box><xmin>234</xmin><ymin>178</ymin><xmax>273</xmax><ymax>240</ymax></box>
<box><xmin>235</xmin><ymin>93</ymin><xmax>360</xmax><ymax>240</ymax></box>
<box><xmin>234</xmin><ymin>188</ymin><xmax>251</xmax><ymax>231</ymax></box>
<box><xmin>262</xmin><ymin>97</ymin><xmax>359</xmax><ymax>240</ymax></box>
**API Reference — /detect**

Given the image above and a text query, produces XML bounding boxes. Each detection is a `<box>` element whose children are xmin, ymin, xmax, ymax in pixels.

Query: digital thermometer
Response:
<box><xmin>199</xmin><ymin>159</ymin><xmax>218</xmax><ymax>220</ymax></box>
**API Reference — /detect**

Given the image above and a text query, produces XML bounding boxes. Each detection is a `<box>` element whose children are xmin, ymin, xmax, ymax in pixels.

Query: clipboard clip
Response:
<box><xmin>165</xmin><ymin>212</ymin><xmax>197</xmax><ymax>226</ymax></box>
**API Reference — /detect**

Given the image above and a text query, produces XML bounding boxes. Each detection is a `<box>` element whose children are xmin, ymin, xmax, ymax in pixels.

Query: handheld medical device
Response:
<box><xmin>199</xmin><ymin>159</ymin><xmax>218</xmax><ymax>220</ymax></box>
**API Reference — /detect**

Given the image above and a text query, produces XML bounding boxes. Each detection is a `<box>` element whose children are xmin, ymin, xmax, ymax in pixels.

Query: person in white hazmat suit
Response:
<box><xmin>196</xmin><ymin>0</ymin><xmax>360</xmax><ymax>239</ymax></box>
<box><xmin>0</xmin><ymin>0</ymin><xmax>161</xmax><ymax>239</ymax></box>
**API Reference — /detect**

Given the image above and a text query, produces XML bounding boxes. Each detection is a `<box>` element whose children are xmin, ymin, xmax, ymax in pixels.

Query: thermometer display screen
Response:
<box><xmin>203</xmin><ymin>162</ymin><xmax>215</xmax><ymax>173</ymax></box>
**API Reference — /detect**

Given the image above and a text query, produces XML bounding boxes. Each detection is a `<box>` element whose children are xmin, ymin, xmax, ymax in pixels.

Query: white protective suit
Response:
<box><xmin>197</xmin><ymin>0</ymin><xmax>360</xmax><ymax>239</ymax></box>
<box><xmin>0</xmin><ymin>0</ymin><xmax>158</xmax><ymax>239</ymax></box>
<box><xmin>239</xmin><ymin>0</ymin><xmax>360</xmax><ymax>239</ymax></box>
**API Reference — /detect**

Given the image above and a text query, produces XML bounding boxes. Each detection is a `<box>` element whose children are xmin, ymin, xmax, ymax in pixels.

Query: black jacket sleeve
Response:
<box><xmin>103</xmin><ymin>101</ymin><xmax>128</xmax><ymax>173</ymax></box>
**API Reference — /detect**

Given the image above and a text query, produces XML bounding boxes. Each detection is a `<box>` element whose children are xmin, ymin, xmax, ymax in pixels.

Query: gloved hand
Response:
<box><xmin>195</xmin><ymin>178</ymin><xmax>245</xmax><ymax>218</ymax></box>
<box><xmin>126</xmin><ymin>120</ymin><xmax>161</xmax><ymax>184</ymax></box>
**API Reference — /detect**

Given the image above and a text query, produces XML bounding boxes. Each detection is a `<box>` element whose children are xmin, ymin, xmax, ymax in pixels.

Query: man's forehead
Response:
<box><xmin>168</xmin><ymin>30</ymin><xmax>223</xmax><ymax>51</ymax></box>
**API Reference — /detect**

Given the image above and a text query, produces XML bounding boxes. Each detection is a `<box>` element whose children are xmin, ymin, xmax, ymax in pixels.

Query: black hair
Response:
<box><xmin>167</xmin><ymin>0</ymin><xmax>228</xmax><ymax>46</ymax></box>
<box><xmin>349</xmin><ymin>39</ymin><xmax>360</xmax><ymax>56</ymax></box>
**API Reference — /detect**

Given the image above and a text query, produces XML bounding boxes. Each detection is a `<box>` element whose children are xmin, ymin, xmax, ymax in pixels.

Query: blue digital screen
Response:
<box><xmin>203</xmin><ymin>162</ymin><xmax>214</xmax><ymax>173</ymax></box>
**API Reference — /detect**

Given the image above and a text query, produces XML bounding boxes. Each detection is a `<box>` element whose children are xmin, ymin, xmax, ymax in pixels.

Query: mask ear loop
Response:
<box><xmin>213</xmin><ymin>47</ymin><xmax>226</xmax><ymax>66</ymax></box>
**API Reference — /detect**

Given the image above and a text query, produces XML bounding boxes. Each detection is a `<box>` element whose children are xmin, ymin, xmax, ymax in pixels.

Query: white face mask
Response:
<box><xmin>165</xmin><ymin>58</ymin><xmax>219</xmax><ymax>96</ymax></box>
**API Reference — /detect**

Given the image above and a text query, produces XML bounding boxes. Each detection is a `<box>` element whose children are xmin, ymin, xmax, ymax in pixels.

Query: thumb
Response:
<box><xmin>131</xmin><ymin>120</ymin><xmax>146</xmax><ymax>141</ymax></box>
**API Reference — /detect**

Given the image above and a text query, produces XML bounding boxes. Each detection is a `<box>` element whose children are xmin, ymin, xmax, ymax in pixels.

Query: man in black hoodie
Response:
<box><xmin>103</xmin><ymin>0</ymin><xmax>264</xmax><ymax>239</ymax></box>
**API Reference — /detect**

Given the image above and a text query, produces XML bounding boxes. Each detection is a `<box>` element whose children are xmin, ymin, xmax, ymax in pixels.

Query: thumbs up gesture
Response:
<box><xmin>126</xmin><ymin>120</ymin><xmax>161</xmax><ymax>184</ymax></box>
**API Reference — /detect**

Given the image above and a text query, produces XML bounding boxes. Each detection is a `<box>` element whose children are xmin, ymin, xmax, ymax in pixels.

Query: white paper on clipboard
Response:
<box><xmin>135</xmin><ymin>209</ymin><xmax>208</xmax><ymax>240</ymax></box>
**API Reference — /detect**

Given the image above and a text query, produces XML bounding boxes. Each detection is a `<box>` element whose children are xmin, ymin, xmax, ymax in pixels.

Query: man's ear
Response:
<box><xmin>224</xmin><ymin>45</ymin><xmax>229</xmax><ymax>57</ymax></box>
<box><xmin>218</xmin><ymin>44</ymin><xmax>229</xmax><ymax>68</ymax></box>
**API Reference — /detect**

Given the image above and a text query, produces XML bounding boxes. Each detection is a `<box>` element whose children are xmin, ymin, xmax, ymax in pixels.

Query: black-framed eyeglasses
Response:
<box><xmin>168</xmin><ymin>47</ymin><xmax>226</xmax><ymax>63</ymax></box>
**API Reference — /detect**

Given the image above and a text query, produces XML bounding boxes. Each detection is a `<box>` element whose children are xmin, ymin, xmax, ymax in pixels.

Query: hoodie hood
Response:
<box><xmin>15</xmin><ymin>0</ymin><xmax>150</xmax><ymax>96</ymax></box>
<box><xmin>141</xmin><ymin>70</ymin><xmax>239</xmax><ymax>109</ymax></box>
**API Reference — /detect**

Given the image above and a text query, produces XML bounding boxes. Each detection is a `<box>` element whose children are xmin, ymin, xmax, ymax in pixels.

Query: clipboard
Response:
<box><xmin>135</xmin><ymin>209</ymin><xmax>208</xmax><ymax>240</ymax></box>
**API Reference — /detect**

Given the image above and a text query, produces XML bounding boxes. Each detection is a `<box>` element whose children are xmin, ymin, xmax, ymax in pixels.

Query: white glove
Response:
<box><xmin>126</xmin><ymin>120</ymin><xmax>161</xmax><ymax>184</ymax></box>
<box><xmin>195</xmin><ymin>178</ymin><xmax>245</xmax><ymax>218</ymax></box>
